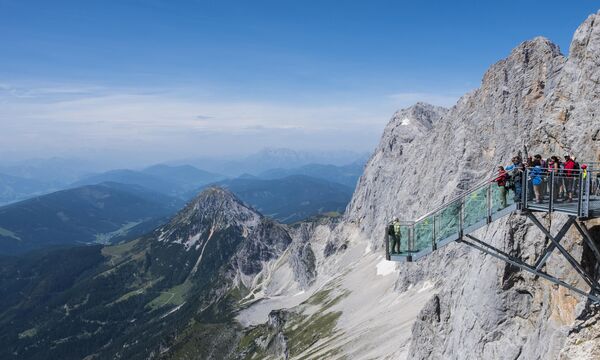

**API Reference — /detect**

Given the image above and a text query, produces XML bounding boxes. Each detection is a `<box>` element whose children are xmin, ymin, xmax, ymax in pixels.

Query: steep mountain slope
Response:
<box><xmin>0</xmin><ymin>182</ymin><xmax>183</xmax><ymax>254</ymax></box>
<box><xmin>0</xmin><ymin>187</ymin><xmax>292</xmax><ymax>360</ymax></box>
<box><xmin>208</xmin><ymin>175</ymin><xmax>353</xmax><ymax>223</ymax></box>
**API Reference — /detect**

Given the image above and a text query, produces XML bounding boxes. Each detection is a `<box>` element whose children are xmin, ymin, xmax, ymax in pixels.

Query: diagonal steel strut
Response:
<box><xmin>526</xmin><ymin>213</ymin><xmax>599</xmax><ymax>292</ymax></box>
<box><xmin>574</xmin><ymin>221</ymin><xmax>600</xmax><ymax>265</ymax></box>
<box><xmin>533</xmin><ymin>216</ymin><xmax>576</xmax><ymax>271</ymax></box>
<box><xmin>460</xmin><ymin>234</ymin><xmax>600</xmax><ymax>303</ymax></box>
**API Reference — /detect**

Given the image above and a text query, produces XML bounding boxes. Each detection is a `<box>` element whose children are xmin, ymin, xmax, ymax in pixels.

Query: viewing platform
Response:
<box><xmin>385</xmin><ymin>164</ymin><xmax>600</xmax><ymax>303</ymax></box>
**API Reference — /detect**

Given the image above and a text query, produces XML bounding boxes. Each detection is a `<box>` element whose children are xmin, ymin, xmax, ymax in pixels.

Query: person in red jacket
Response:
<box><xmin>563</xmin><ymin>154</ymin><xmax>577</xmax><ymax>202</ymax></box>
<box><xmin>494</xmin><ymin>166</ymin><xmax>509</xmax><ymax>208</ymax></box>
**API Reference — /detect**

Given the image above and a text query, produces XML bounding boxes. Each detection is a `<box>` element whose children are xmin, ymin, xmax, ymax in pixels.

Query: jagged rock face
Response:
<box><xmin>155</xmin><ymin>187</ymin><xmax>293</xmax><ymax>290</ymax></box>
<box><xmin>344</xmin><ymin>10</ymin><xmax>600</xmax><ymax>360</ymax></box>
<box><xmin>233</xmin><ymin>219</ymin><xmax>292</xmax><ymax>277</ymax></box>
<box><xmin>287</xmin><ymin>222</ymin><xmax>321</xmax><ymax>289</ymax></box>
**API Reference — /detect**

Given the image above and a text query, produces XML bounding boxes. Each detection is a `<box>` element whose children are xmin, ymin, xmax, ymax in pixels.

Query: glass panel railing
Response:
<box><xmin>463</xmin><ymin>186</ymin><xmax>488</xmax><ymax>230</ymax></box>
<box><xmin>386</xmin><ymin>223</ymin><xmax>412</xmax><ymax>256</ymax></box>
<box><xmin>491</xmin><ymin>181</ymin><xmax>515</xmax><ymax>214</ymax></box>
<box><xmin>524</xmin><ymin>168</ymin><xmax>551</xmax><ymax>210</ymax></box>
<box><xmin>434</xmin><ymin>200</ymin><xmax>460</xmax><ymax>245</ymax></box>
<box><xmin>591</xmin><ymin>170</ymin><xmax>600</xmax><ymax>214</ymax></box>
<box><xmin>414</xmin><ymin>217</ymin><xmax>433</xmax><ymax>253</ymax></box>
<box><xmin>552</xmin><ymin>169</ymin><xmax>581</xmax><ymax>215</ymax></box>
<box><xmin>399</xmin><ymin>224</ymin><xmax>410</xmax><ymax>253</ymax></box>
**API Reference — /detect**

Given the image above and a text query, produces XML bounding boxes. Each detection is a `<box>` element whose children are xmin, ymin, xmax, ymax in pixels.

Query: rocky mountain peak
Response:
<box><xmin>392</xmin><ymin>102</ymin><xmax>447</xmax><ymax>130</ymax></box>
<box><xmin>569</xmin><ymin>11</ymin><xmax>600</xmax><ymax>62</ymax></box>
<box><xmin>377</xmin><ymin>102</ymin><xmax>448</xmax><ymax>155</ymax></box>
<box><xmin>479</xmin><ymin>36</ymin><xmax>564</xmax><ymax>112</ymax></box>
<box><xmin>157</xmin><ymin>187</ymin><xmax>261</xmax><ymax>249</ymax></box>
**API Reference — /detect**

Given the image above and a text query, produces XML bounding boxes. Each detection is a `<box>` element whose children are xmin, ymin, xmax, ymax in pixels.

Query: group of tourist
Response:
<box><xmin>494</xmin><ymin>153</ymin><xmax>588</xmax><ymax>207</ymax></box>
<box><xmin>387</xmin><ymin>153</ymin><xmax>594</xmax><ymax>255</ymax></box>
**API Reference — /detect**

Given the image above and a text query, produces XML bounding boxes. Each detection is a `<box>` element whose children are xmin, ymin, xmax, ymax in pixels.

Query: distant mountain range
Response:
<box><xmin>258</xmin><ymin>162</ymin><xmax>365</xmax><ymax>188</ymax></box>
<box><xmin>73</xmin><ymin>162</ymin><xmax>361</xmax><ymax>224</ymax></box>
<box><xmin>0</xmin><ymin>173</ymin><xmax>62</xmax><ymax>206</ymax></box>
<box><xmin>0</xmin><ymin>182</ymin><xmax>184</xmax><ymax>255</ymax></box>
<box><xmin>0</xmin><ymin>149</ymin><xmax>368</xmax><ymax>205</ymax></box>
<box><xmin>173</xmin><ymin>148</ymin><xmax>370</xmax><ymax>177</ymax></box>
<box><xmin>0</xmin><ymin>159</ymin><xmax>362</xmax><ymax>254</ymax></box>
<box><xmin>0</xmin><ymin>171</ymin><xmax>353</xmax><ymax>254</ymax></box>
<box><xmin>0</xmin><ymin>157</ymin><xmax>100</xmax><ymax>184</ymax></box>
<box><xmin>72</xmin><ymin>165</ymin><xmax>225</xmax><ymax>198</ymax></box>
<box><xmin>205</xmin><ymin>175</ymin><xmax>354</xmax><ymax>223</ymax></box>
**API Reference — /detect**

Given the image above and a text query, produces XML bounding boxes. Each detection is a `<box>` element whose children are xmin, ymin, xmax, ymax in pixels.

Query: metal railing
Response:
<box><xmin>523</xmin><ymin>167</ymin><xmax>599</xmax><ymax>218</ymax></box>
<box><xmin>386</xmin><ymin>163</ymin><xmax>600</xmax><ymax>262</ymax></box>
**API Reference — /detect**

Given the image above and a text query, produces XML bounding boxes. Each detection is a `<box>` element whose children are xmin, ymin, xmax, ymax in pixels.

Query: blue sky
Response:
<box><xmin>1</xmin><ymin>0</ymin><xmax>598</xmax><ymax>164</ymax></box>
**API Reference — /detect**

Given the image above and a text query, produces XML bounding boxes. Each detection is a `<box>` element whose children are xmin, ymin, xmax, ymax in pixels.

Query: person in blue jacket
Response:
<box><xmin>530</xmin><ymin>159</ymin><xmax>543</xmax><ymax>203</ymax></box>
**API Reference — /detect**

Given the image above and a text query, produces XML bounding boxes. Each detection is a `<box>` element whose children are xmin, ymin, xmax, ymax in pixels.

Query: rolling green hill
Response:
<box><xmin>0</xmin><ymin>182</ymin><xmax>184</xmax><ymax>255</ymax></box>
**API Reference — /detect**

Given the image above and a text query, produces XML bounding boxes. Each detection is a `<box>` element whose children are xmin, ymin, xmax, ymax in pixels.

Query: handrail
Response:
<box><xmin>386</xmin><ymin>160</ymin><xmax>599</xmax><ymax>263</ymax></box>
<box><xmin>413</xmin><ymin>173</ymin><xmax>497</xmax><ymax>223</ymax></box>
<box><xmin>410</xmin><ymin>165</ymin><xmax>596</xmax><ymax>224</ymax></box>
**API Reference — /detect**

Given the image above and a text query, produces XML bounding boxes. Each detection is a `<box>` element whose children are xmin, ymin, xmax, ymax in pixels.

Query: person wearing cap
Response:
<box><xmin>389</xmin><ymin>217</ymin><xmax>402</xmax><ymax>254</ymax></box>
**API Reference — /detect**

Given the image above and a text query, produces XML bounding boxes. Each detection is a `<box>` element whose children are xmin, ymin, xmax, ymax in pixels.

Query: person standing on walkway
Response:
<box><xmin>564</xmin><ymin>154</ymin><xmax>577</xmax><ymax>202</ymax></box>
<box><xmin>548</xmin><ymin>156</ymin><xmax>560</xmax><ymax>199</ymax></box>
<box><xmin>389</xmin><ymin>217</ymin><xmax>402</xmax><ymax>254</ymax></box>
<box><xmin>534</xmin><ymin>154</ymin><xmax>546</xmax><ymax>196</ymax></box>
<box><xmin>531</xmin><ymin>159</ymin><xmax>543</xmax><ymax>203</ymax></box>
<box><xmin>506</xmin><ymin>156</ymin><xmax>524</xmax><ymax>203</ymax></box>
<box><xmin>494</xmin><ymin>166</ymin><xmax>509</xmax><ymax>209</ymax></box>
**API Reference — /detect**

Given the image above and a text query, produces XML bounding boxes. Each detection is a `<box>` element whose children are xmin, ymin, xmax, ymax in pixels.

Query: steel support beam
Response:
<box><xmin>533</xmin><ymin>216</ymin><xmax>576</xmax><ymax>271</ymax></box>
<box><xmin>461</xmin><ymin>234</ymin><xmax>600</xmax><ymax>304</ymax></box>
<box><xmin>526</xmin><ymin>213</ymin><xmax>598</xmax><ymax>291</ymax></box>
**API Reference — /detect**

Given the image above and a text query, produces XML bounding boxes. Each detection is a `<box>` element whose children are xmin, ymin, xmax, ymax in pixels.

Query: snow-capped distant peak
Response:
<box><xmin>401</xmin><ymin>118</ymin><xmax>411</xmax><ymax>126</ymax></box>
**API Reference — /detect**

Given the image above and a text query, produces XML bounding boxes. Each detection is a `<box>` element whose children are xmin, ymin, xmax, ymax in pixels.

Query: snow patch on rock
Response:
<box><xmin>376</xmin><ymin>258</ymin><xmax>397</xmax><ymax>276</ymax></box>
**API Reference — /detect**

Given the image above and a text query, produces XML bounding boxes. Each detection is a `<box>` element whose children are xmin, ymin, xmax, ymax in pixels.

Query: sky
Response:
<box><xmin>1</xmin><ymin>0</ymin><xmax>599</xmax><ymax>165</ymax></box>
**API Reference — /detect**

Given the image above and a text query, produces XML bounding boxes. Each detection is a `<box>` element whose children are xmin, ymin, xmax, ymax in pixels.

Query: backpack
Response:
<box><xmin>387</xmin><ymin>225</ymin><xmax>394</xmax><ymax>236</ymax></box>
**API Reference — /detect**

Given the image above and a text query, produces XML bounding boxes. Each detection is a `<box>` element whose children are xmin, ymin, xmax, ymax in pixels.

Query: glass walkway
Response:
<box><xmin>386</xmin><ymin>166</ymin><xmax>600</xmax><ymax>262</ymax></box>
<box><xmin>385</xmin><ymin>165</ymin><xmax>600</xmax><ymax>303</ymax></box>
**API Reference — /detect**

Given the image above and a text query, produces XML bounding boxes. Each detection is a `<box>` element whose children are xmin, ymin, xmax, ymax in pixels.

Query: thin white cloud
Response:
<box><xmin>0</xmin><ymin>82</ymin><xmax>390</xmax><ymax>161</ymax></box>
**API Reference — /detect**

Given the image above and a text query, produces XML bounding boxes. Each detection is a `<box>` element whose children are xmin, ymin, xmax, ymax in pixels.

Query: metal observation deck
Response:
<box><xmin>386</xmin><ymin>165</ymin><xmax>600</xmax><ymax>303</ymax></box>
